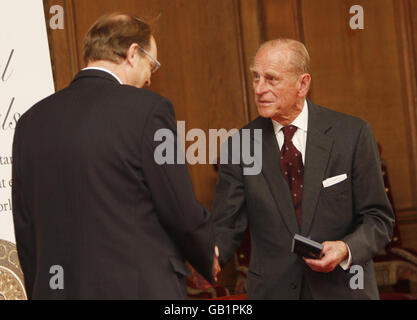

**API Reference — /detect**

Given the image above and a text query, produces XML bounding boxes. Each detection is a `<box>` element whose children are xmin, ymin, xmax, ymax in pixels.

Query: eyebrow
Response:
<box><xmin>250</xmin><ymin>68</ymin><xmax>280</xmax><ymax>78</ymax></box>
<box><xmin>265</xmin><ymin>71</ymin><xmax>280</xmax><ymax>78</ymax></box>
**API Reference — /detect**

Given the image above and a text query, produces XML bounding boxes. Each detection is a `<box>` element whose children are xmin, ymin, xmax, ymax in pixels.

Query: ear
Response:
<box><xmin>298</xmin><ymin>73</ymin><xmax>311</xmax><ymax>96</ymax></box>
<box><xmin>126</xmin><ymin>43</ymin><xmax>139</xmax><ymax>67</ymax></box>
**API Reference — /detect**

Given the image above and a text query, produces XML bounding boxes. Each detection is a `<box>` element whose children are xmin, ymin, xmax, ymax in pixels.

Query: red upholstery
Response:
<box><xmin>210</xmin><ymin>294</ymin><xmax>248</xmax><ymax>300</ymax></box>
<box><xmin>380</xmin><ymin>293</ymin><xmax>417</xmax><ymax>300</ymax></box>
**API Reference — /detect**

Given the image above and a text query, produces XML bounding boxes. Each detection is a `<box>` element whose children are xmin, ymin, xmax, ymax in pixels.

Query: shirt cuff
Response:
<box><xmin>339</xmin><ymin>243</ymin><xmax>352</xmax><ymax>270</ymax></box>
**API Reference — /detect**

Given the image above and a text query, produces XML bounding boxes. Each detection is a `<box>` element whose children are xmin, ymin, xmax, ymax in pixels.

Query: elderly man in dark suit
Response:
<box><xmin>212</xmin><ymin>39</ymin><xmax>394</xmax><ymax>299</ymax></box>
<box><xmin>12</xmin><ymin>12</ymin><xmax>215</xmax><ymax>299</ymax></box>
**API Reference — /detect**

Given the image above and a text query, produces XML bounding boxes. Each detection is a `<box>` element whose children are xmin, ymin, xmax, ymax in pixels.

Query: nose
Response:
<box><xmin>254</xmin><ymin>78</ymin><xmax>268</xmax><ymax>96</ymax></box>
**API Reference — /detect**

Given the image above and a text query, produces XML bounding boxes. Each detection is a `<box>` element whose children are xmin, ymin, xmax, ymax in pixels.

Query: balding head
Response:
<box><xmin>255</xmin><ymin>39</ymin><xmax>310</xmax><ymax>76</ymax></box>
<box><xmin>83</xmin><ymin>12</ymin><xmax>152</xmax><ymax>65</ymax></box>
<box><xmin>83</xmin><ymin>12</ymin><xmax>159</xmax><ymax>89</ymax></box>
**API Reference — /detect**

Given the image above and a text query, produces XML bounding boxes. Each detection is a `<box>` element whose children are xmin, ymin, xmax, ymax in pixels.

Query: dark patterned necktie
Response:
<box><xmin>280</xmin><ymin>125</ymin><xmax>304</xmax><ymax>228</ymax></box>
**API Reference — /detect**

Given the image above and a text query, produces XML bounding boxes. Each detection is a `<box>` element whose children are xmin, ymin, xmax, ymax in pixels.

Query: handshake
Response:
<box><xmin>212</xmin><ymin>245</ymin><xmax>221</xmax><ymax>282</ymax></box>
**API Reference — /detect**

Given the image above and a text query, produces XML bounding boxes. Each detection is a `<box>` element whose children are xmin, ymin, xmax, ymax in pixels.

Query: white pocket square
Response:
<box><xmin>322</xmin><ymin>174</ymin><xmax>347</xmax><ymax>188</ymax></box>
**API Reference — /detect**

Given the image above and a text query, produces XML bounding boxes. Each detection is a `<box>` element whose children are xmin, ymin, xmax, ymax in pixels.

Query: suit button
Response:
<box><xmin>290</xmin><ymin>283</ymin><xmax>297</xmax><ymax>290</ymax></box>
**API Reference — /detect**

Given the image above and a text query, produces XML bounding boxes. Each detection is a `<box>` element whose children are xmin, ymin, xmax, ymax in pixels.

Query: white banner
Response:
<box><xmin>0</xmin><ymin>0</ymin><xmax>55</xmax><ymax>244</ymax></box>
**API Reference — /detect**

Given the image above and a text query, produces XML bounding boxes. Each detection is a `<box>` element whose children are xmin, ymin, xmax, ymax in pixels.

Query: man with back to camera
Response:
<box><xmin>212</xmin><ymin>39</ymin><xmax>395</xmax><ymax>299</ymax></box>
<box><xmin>12</xmin><ymin>12</ymin><xmax>217</xmax><ymax>299</ymax></box>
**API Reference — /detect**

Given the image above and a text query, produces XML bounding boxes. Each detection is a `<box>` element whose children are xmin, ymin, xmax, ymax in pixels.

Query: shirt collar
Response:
<box><xmin>272</xmin><ymin>100</ymin><xmax>309</xmax><ymax>135</ymax></box>
<box><xmin>82</xmin><ymin>67</ymin><xmax>123</xmax><ymax>85</ymax></box>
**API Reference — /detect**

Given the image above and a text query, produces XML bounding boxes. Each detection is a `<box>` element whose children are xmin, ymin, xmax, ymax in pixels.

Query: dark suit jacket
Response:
<box><xmin>12</xmin><ymin>69</ymin><xmax>214</xmax><ymax>299</ymax></box>
<box><xmin>213</xmin><ymin>100</ymin><xmax>394</xmax><ymax>299</ymax></box>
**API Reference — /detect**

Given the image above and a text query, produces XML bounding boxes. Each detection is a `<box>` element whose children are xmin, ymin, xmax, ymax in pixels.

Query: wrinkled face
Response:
<box><xmin>251</xmin><ymin>46</ymin><xmax>302</xmax><ymax>123</ymax></box>
<box><xmin>132</xmin><ymin>36</ymin><xmax>158</xmax><ymax>88</ymax></box>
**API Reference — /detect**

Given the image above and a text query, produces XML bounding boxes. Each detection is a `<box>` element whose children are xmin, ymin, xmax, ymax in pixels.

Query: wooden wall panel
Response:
<box><xmin>43</xmin><ymin>0</ymin><xmax>79</xmax><ymax>90</ymax></box>
<box><xmin>237</xmin><ymin>0</ymin><xmax>263</xmax><ymax>121</ymax></box>
<box><xmin>394</xmin><ymin>0</ymin><xmax>417</xmax><ymax>216</ymax></box>
<box><xmin>392</xmin><ymin>0</ymin><xmax>417</xmax><ymax>246</ymax></box>
<box><xmin>410</xmin><ymin>0</ymin><xmax>417</xmax><ymax>66</ymax></box>
<box><xmin>261</xmin><ymin>0</ymin><xmax>303</xmax><ymax>41</ymax></box>
<box><xmin>300</xmin><ymin>0</ymin><xmax>416</xmax><ymax>215</ymax></box>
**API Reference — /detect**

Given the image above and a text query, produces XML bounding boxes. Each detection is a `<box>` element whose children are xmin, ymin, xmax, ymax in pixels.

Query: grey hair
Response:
<box><xmin>257</xmin><ymin>38</ymin><xmax>310</xmax><ymax>75</ymax></box>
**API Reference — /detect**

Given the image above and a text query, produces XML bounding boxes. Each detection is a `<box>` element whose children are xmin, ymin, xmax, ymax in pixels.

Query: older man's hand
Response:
<box><xmin>303</xmin><ymin>241</ymin><xmax>348</xmax><ymax>273</ymax></box>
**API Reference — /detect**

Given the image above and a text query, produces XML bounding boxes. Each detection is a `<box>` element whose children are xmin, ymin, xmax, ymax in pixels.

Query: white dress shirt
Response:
<box><xmin>271</xmin><ymin>100</ymin><xmax>351</xmax><ymax>270</ymax></box>
<box><xmin>272</xmin><ymin>100</ymin><xmax>308</xmax><ymax>164</ymax></box>
<box><xmin>82</xmin><ymin>67</ymin><xmax>123</xmax><ymax>85</ymax></box>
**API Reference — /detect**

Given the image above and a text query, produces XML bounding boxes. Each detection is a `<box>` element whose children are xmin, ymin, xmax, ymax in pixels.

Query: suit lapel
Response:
<box><xmin>259</xmin><ymin>118</ymin><xmax>300</xmax><ymax>236</ymax></box>
<box><xmin>300</xmin><ymin>101</ymin><xmax>334</xmax><ymax>235</ymax></box>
